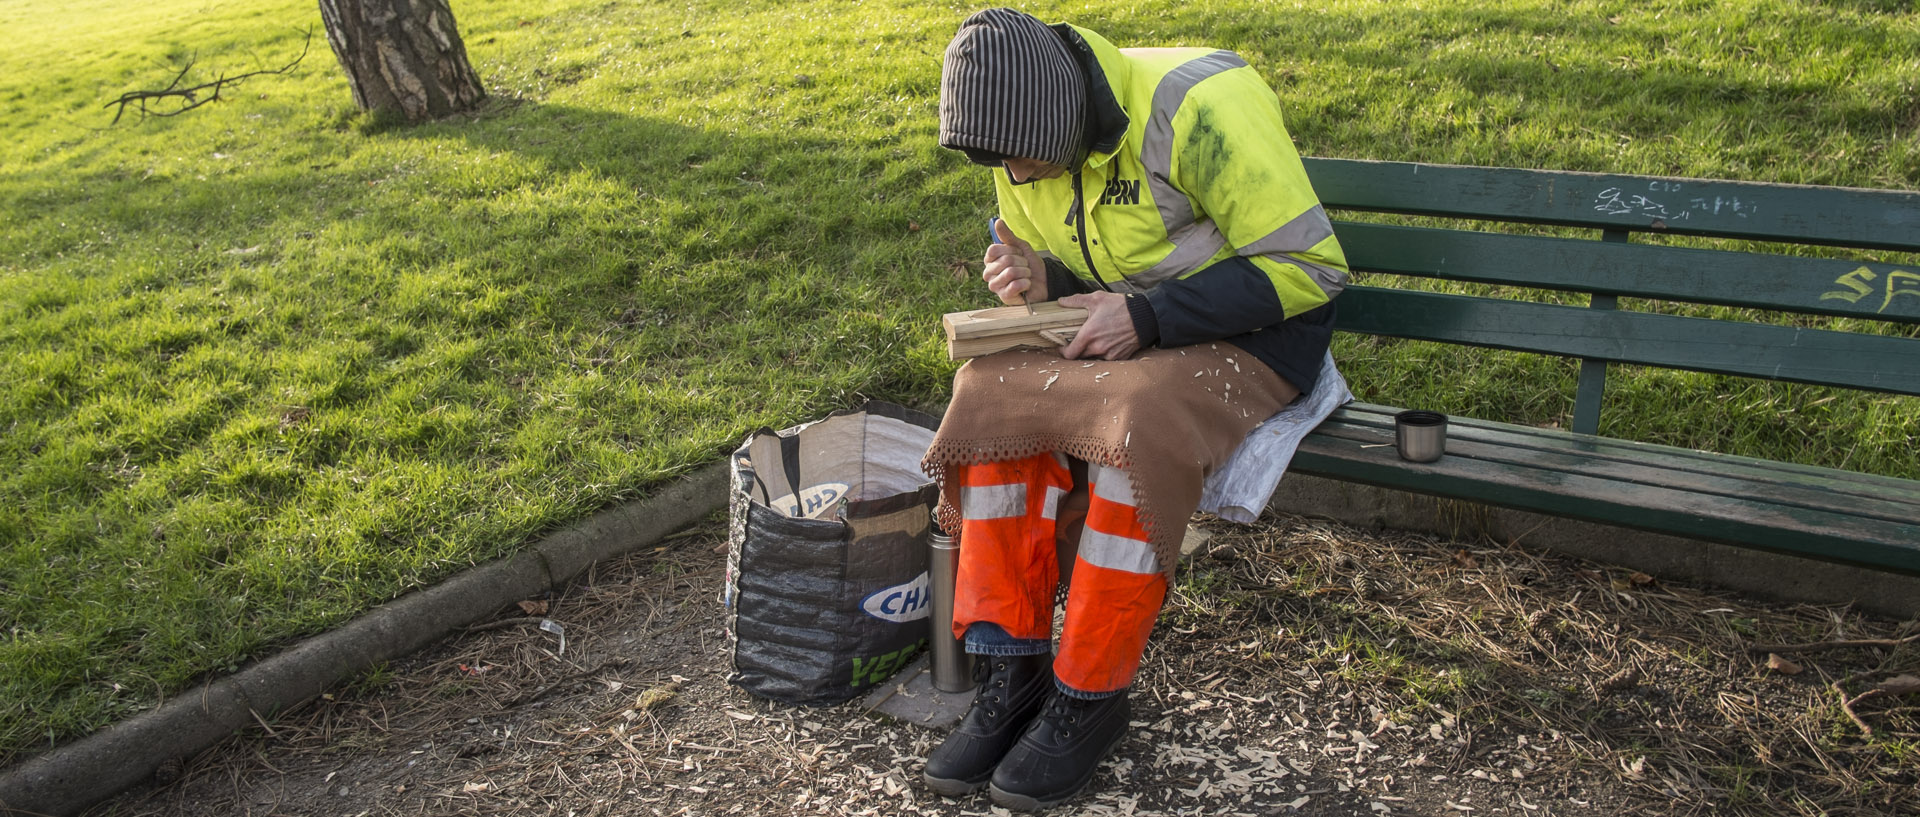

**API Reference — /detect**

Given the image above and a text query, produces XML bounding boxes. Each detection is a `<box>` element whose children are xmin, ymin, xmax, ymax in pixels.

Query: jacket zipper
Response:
<box><xmin>1071</xmin><ymin>168</ymin><xmax>1113</xmax><ymax>292</ymax></box>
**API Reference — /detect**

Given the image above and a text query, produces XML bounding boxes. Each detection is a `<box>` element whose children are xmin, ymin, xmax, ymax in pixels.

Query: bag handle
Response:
<box><xmin>779</xmin><ymin>431</ymin><xmax>805</xmax><ymax>510</ymax></box>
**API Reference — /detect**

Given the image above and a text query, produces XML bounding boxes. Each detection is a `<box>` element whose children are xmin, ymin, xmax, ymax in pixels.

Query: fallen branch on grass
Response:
<box><xmin>1835</xmin><ymin>673</ymin><xmax>1920</xmax><ymax>737</ymax></box>
<box><xmin>460</xmin><ymin>616</ymin><xmax>551</xmax><ymax>633</ymax></box>
<box><xmin>501</xmin><ymin>659</ymin><xmax>632</xmax><ymax>711</ymax></box>
<box><xmin>105</xmin><ymin>28</ymin><xmax>312</xmax><ymax>124</ymax></box>
<box><xmin>1744</xmin><ymin>633</ymin><xmax>1920</xmax><ymax>655</ymax></box>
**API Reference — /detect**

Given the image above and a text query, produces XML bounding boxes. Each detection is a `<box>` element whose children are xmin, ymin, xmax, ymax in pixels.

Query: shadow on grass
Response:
<box><xmin>0</xmin><ymin>92</ymin><xmax>982</xmax><ymax>767</ymax></box>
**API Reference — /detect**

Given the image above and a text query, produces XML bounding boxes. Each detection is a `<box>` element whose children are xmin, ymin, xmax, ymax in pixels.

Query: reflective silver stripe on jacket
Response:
<box><xmin>1127</xmin><ymin>50</ymin><xmax>1248</xmax><ymax>290</ymax></box>
<box><xmin>1241</xmin><ymin>205</ymin><xmax>1347</xmax><ymax>297</ymax></box>
<box><xmin>1275</xmin><ymin>253</ymin><xmax>1348</xmax><ymax>298</ymax></box>
<box><xmin>1134</xmin><ymin>219</ymin><xmax>1228</xmax><ymax>288</ymax></box>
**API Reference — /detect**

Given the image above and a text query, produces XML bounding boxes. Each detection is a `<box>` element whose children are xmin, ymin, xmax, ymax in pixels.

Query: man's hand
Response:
<box><xmin>1058</xmin><ymin>292</ymin><xmax>1140</xmax><ymax>360</ymax></box>
<box><xmin>983</xmin><ymin>219</ymin><xmax>1048</xmax><ymax>306</ymax></box>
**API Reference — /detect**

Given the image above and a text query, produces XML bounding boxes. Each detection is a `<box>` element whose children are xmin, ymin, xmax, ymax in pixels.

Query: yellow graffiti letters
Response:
<box><xmin>1820</xmin><ymin>266</ymin><xmax>1876</xmax><ymax>304</ymax></box>
<box><xmin>1882</xmin><ymin>270</ymin><xmax>1920</xmax><ymax>314</ymax></box>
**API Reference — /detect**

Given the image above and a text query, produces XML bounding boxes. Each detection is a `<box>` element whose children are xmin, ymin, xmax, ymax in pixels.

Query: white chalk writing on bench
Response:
<box><xmin>1593</xmin><ymin>183</ymin><xmax>1757</xmax><ymax>221</ymax></box>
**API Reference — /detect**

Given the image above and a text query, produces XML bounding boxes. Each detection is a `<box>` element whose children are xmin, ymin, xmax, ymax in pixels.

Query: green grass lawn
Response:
<box><xmin>1</xmin><ymin>0</ymin><xmax>1915</xmax><ymax>765</ymax></box>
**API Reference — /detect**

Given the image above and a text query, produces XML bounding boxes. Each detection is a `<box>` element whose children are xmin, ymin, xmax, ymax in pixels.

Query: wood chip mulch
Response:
<box><xmin>92</xmin><ymin>512</ymin><xmax>1917</xmax><ymax>817</ymax></box>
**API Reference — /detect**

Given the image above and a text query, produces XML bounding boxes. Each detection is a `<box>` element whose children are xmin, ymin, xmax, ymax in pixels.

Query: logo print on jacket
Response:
<box><xmin>861</xmin><ymin>571</ymin><xmax>932</xmax><ymax>623</ymax></box>
<box><xmin>1099</xmin><ymin>177</ymin><xmax>1141</xmax><ymax>205</ymax></box>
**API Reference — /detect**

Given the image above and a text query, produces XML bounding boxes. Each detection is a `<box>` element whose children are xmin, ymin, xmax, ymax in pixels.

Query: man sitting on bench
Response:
<box><xmin>920</xmin><ymin>7</ymin><xmax>1349</xmax><ymax>810</ymax></box>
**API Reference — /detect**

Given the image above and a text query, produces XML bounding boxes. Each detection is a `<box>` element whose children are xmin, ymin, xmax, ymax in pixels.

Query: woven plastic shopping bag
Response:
<box><xmin>722</xmin><ymin>402</ymin><xmax>940</xmax><ymax>703</ymax></box>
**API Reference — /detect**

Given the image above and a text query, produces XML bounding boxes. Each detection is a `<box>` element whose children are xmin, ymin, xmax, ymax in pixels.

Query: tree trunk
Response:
<box><xmin>318</xmin><ymin>0</ymin><xmax>485</xmax><ymax>121</ymax></box>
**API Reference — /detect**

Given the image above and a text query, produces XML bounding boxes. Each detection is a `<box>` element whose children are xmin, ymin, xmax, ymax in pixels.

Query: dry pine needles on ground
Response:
<box><xmin>93</xmin><ymin>514</ymin><xmax>1917</xmax><ymax>817</ymax></box>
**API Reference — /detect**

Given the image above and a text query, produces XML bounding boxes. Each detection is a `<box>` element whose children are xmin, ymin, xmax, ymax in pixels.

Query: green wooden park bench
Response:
<box><xmin>1291</xmin><ymin>158</ymin><xmax>1920</xmax><ymax>575</ymax></box>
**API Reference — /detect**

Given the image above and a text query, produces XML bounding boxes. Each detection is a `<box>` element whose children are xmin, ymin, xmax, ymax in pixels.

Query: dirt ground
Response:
<box><xmin>89</xmin><ymin>512</ymin><xmax>1917</xmax><ymax>817</ymax></box>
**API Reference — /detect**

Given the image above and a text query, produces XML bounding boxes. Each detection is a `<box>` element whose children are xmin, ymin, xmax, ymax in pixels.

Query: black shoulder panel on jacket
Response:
<box><xmin>1051</xmin><ymin>25</ymin><xmax>1129</xmax><ymax>155</ymax></box>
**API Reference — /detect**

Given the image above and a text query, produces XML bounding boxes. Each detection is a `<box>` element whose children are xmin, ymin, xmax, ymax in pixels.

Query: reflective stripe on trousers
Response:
<box><xmin>951</xmin><ymin>453</ymin><xmax>1168</xmax><ymax>694</ymax></box>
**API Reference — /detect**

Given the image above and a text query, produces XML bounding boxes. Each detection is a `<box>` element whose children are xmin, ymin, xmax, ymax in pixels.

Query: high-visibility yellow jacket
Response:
<box><xmin>994</xmin><ymin>23</ymin><xmax>1348</xmax><ymax>393</ymax></box>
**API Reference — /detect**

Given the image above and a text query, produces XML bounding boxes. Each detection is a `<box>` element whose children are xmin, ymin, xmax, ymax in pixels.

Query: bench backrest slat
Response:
<box><xmin>1309</xmin><ymin>158</ymin><xmax>1920</xmax><ymax>411</ymax></box>
<box><xmin>1306</xmin><ymin>158</ymin><xmax>1920</xmax><ymax>251</ymax></box>
<box><xmin>1338</xmin><ymin>287</ymin><xmax>1920</xmax><ymax>396</ymax></box>
<box><xmin>1334</xmin><ymin>222</ymin><xmax>1920</xmax><ymax>325</ymax></box>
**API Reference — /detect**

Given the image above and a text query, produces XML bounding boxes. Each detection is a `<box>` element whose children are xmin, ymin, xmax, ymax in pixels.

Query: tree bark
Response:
<box><xmin>318</xmin><ymin>0</ymin><xmax>485</xmax><ymax>121</ymax></box>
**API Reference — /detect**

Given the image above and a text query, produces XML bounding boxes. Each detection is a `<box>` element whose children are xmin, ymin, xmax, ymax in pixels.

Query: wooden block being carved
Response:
<box><xmin>943</xmin><ymin>301</ymin><xmax>1089</xmax><ymax>360</ymax></box>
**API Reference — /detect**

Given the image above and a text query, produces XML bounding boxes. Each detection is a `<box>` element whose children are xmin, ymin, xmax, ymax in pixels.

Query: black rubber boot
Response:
<box><xmin>987</xmin><ymin>688</ymin><xmax>1130</xmax><ymax>811</ymax></box>
<box><xmin>923</xmin><ymin>652</ymin><xmax>1054</xmax><ymax>797</ymax></box>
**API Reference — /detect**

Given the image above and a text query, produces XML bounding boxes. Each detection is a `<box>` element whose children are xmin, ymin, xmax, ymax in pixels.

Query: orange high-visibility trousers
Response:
<box><xmin>950</xmin><ymin>453</ymin><xmax>1168</xmax><ymax>694</ymax></box>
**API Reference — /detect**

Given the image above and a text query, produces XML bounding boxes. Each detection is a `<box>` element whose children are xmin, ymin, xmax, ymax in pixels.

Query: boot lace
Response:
<box><xmin>1038</xmin><ymin>692</ymin><xmax>1096</xmax><ymax>739</ymax></box>
<box><xmin>967</xmin><ymin>658</ymin><xmax>1012</xmax><ymax>721</ymax></box>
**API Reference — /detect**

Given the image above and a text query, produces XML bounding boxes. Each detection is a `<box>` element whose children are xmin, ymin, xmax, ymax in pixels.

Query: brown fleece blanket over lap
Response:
<box><xmin>923</xmin><ymin>343</ymin><xmax>1299</xmax><ymax>579</ymax></box>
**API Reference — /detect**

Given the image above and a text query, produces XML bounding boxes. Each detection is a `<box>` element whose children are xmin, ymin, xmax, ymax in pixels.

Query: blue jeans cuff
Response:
<box><xmin>963</xmin><ymin>622</ymin><xmax>1051</xmax><ymax>657</ymax></box>
<box><xmin>1054</xmin><ymin>679</ymin><xmax>1123</xmax><ymax>700</ymax></box>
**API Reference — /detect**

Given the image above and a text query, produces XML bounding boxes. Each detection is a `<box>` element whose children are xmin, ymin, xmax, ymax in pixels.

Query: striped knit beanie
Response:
<box><xmin>939</xmin><ymin>8</ymin><xmax>1088</xmax><ymax>170</ymax></box>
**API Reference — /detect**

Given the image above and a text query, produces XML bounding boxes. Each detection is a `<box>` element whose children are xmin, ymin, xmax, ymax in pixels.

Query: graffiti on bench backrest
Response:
<box><xmin>1592</xmin><ymin>181</ymin><xmax>1759</xmax><ymax>223</ymax></box>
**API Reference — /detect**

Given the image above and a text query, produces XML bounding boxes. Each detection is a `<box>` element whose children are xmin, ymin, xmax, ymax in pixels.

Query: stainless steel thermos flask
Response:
<box><xmin>928</xmin><ymin>523</ymin><xmax>975</xmax><ymax>693</ymax></box>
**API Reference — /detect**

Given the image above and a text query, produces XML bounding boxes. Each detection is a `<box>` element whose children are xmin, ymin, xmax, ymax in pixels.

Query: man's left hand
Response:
<box><xmin>1058</xmin><ymin>292</ymin><xmax>1140</xmax><ymax>361</ymax></box>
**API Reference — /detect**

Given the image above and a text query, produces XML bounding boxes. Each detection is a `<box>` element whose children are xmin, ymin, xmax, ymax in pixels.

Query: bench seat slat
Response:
<box><xmin>1306</xmin><ymin>158</ymin><xmax>1920</xmax><ymax>252</ymax></box>
<box><xmin>1331</xmin><ymin>403</ymin><xmax>1920</xmax><ymax>503</ymax></box>
<box><xmin>1337</xmin><ymin>287</ymin><xmax>1920</xmax><ymax>395</ymax></box>
<box><xmin>1290</xmin><ymin>421</ymin><xmax>1920</xmax><ymax>574</ymax></box>
<box><xmin>1312</xmin><ymin>414</ymin><xmax>1920</xmax><ymax>526</ymax></box>
<box><xmin>1334</xmin><ymin>222</ymin><xmax>1920</xmax><ymax>324</ymax></box>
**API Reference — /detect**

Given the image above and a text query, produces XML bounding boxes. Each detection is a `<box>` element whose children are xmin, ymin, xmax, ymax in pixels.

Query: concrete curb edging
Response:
<box><xmin>0</xmin><ymin>463</ymin><xmax>728</xmax><ymax>817</ymax></box>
